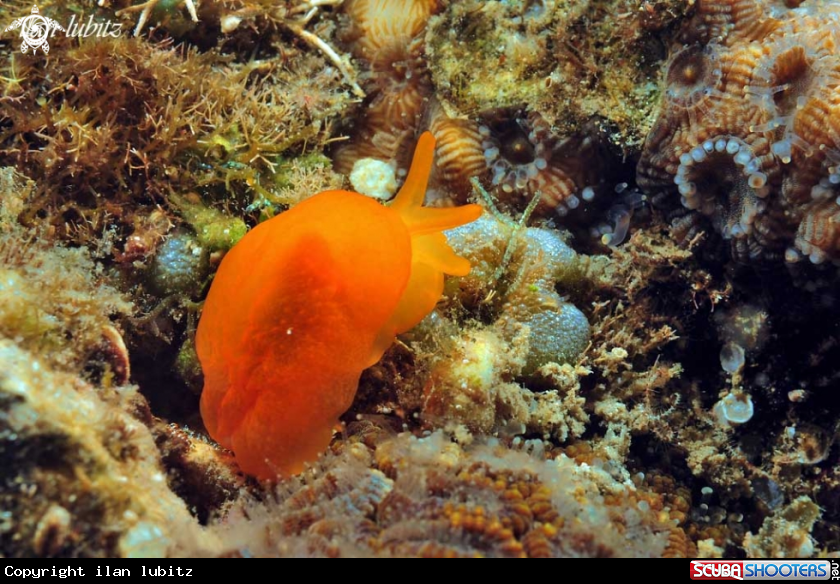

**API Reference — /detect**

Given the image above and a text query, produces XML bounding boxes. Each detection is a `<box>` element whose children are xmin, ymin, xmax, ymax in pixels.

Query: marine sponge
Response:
<box><xmin>399</xmin><ymin>214</ymin><xmax>591</xmax><ymax>440</ymax></box>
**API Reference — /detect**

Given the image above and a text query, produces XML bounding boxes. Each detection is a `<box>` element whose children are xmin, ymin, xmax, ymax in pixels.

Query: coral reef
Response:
<box><xmin>1</xmin><ymin>0</ymin><xmax>838</xmax><ymax>561</ymax></box>
<box><xmin>210</xmin><ymin>431</ymin><xmax>687</xmax><ymax>558</ymax></box>
<box><xmin>0</xmin><ymin>339</ymin><xmax>212</xmax><ymax>557</ymax></box>
<box><xmin>374</xmin><ymin>213</ymin><xmax>594</xmax><ymax>440</ymax></box>
<box><xmin>430</xmin><ymin>105</ymin><xmax>611</xmax><ymax>216</ymax></box>
<box><xmin>1</xmin><ymin>1</ymin><xmax>353</xmax><ymax>254</ymax></box>
<box><xmin>0</xmin><ymin>170</ymin><xmax>213</xmax><ymax>557</ymax></box>
<box><xmin>334</xmin><ymin>0</ymin><xmax>687</xmax><ymax>217</ymax></box>
<box><xmin>638</xmin><ymin>0</ymin><xmax>840</xmax><ymax>266</ymax></box>
<box><xmin>743</xmin><ymin>496</ymin><xmax>820</xmax><ymax>558</ymax></box>
<box><xmin>332</xmin><ymin>0</ymin><xmax>439</xmax><ymax>178</ymax></box>
<box><xmin>0</xmin><ymin>169</ymin><xmax>132</xmax><ymax>374</ymax></box>
<box><xmin>426</xmin><ymin>0</ymin><xmax>689</xmax><ymax>153</ymax></box>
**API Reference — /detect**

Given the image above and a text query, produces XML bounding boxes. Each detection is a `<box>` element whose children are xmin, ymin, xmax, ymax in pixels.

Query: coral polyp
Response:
<box><xmin>663</xmin><ymin>44</ymin><xmax>724</xmax><ymax>115</ymax></box>
<box><xmin>639</xmin><ymin>0</ymin><xmax>840</xmax><ymax>266</ymax></box>
<box><xmin>332</xmin><ymin>0</ymin><xmax>438</xmax><ymax>178</ymax></box>
<box><xmin>477</xmin><ymin>109</ymin><xmax>605</xmax><ymax>216</ymax></box>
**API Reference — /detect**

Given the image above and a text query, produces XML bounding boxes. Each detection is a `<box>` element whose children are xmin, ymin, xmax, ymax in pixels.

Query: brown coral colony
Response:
<box><xmin>335</xmin><ymin>0</ymin><xmax>608</xmax><ymax>218</ymax></box>
<box><xmin>639</xmin><ymin>0</ymin><xmax>840</xmax><ymax>266</ymax></box>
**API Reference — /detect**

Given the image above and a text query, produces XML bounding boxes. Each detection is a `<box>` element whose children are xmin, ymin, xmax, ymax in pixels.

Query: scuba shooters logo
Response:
<box><xmin>691</xmin><ymin>560</ymin><xmax>840</xmax><ymax>581</ymax></box>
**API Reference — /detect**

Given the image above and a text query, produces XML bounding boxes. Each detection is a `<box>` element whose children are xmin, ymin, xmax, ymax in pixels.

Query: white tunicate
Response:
<box><xmin>713</xmin><ymin>392</ymin><xmax>754</xmax><ymax>427</ymax></box>
<box><xmin>350</xmin><ymin>158</ymin><xmax>398</xmax><ymax>200</ymax></box>
<box><xmin>582</xmin><ymin>186</ymin><xmax>596</xmax><ymax>201</ymax></box>
<box><xmin>719</xmin><ymin>342</ymin><xmax>745</xmax><ymax>374</ymax></box>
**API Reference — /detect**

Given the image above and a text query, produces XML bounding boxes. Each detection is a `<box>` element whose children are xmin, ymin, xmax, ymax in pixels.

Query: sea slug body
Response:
<box><xmin>196</xmin><ymin>132</ymin><xmax>482</xmax><ymax>479</ymax></box>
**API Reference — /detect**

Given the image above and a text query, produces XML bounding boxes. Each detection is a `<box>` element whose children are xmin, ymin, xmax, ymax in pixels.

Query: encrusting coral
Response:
<box><xmin>209</xmin><ymin>431</ymin><xmax>690</xmax><ymax>558</ymax></box>
<box><xmin>638</xmin><ymin>0</ymin><xmax>840</xmax><ymax>266</ymax></box>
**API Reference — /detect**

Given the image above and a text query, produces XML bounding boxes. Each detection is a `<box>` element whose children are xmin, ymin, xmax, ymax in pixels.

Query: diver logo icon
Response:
<box><xmin>4</xmin><ymin>5</ymin><xmax>66</xmax><ymax>55</ymax></box>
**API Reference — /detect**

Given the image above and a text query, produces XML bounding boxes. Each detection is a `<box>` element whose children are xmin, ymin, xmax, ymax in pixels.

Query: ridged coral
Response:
<box><xmin>210</xmin><ymin>432</ymin><xmax>686</xmax><ymax>558</ymax></box>
<box><xmin>332</xmin><ymin>0</ymin><xmax>439</xmax><ymax>178</ymax></box>
<box><xmin>638</xmin><ymin>0</ymin><xmax>840</xmax><ymax>265</ymax></box>
<box><xmin>334</xmin><ymin>1</ymin><xmax>621</xmax><ymax>217</ymax></box>
<box><xmin>429</xmin><ymin>105</ymin><xmax>608</xmax><ymax>216</ymax></box>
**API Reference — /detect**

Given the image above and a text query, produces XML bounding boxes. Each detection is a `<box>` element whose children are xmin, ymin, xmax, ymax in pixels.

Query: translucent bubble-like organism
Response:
<box><xmin>713</xmin><ymin>392</ymin><xmax>755</xmax><ymax>426</ymax></box>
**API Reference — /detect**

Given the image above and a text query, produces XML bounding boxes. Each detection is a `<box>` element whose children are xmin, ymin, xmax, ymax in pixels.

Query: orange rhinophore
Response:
<box><xmin>196</xmin><ymin>132</ymin><xmax>482</xmax><ymax>479</ymax></box>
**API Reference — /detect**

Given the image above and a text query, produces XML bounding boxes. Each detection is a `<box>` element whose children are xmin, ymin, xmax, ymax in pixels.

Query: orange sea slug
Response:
<box><xmin>196</xmin><ymin>132</ymin><xmax>482</xmax><ymax>479</ymax></box>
